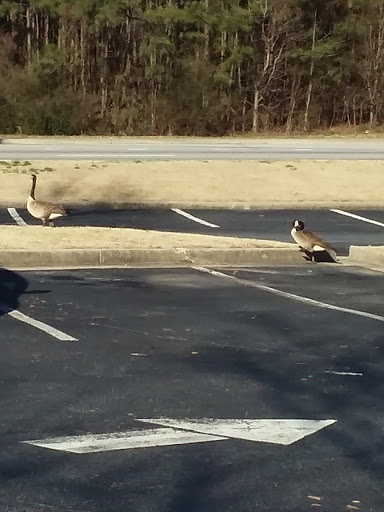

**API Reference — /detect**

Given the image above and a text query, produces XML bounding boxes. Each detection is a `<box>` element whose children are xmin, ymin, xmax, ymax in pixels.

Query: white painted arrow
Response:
<box><xmin>23</xmin><ymin>427</ymin><xmax>226</xmax><ymax>454</ymax></box>
<box><xmin>23</xmin><ymin>418</ymin><xmax>336</xmax><ymax>454</ymax></box>
<box><xmin>138</xmin><ymin>418</ymin><xmax>337</xmax><ymax>446</ymax></box>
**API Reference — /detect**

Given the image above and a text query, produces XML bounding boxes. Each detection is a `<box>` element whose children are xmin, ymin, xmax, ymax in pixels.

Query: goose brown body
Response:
<box><xmin>27</xmin><ymin>174</ymin><xmax>67</xmax><ymax>226</ymax></box>
<box><xmin>291</xmin><ymin>220</ymin><xmax>337</xmax><ymax>262</ymax></box>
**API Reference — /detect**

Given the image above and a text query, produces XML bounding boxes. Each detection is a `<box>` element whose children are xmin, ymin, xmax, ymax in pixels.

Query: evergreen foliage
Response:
<box><xmin>0</xmin><ymin>0</ymin><xmax>382</xmax><ymax>135</ymax></box>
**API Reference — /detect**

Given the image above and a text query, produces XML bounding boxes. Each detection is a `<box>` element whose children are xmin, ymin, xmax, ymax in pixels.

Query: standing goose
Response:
<box><xmin>27</xmin><ymin>174</ymin><xmax>67</xmax><ymax>226</ymax></box>
<box><xmin>291</xmin><ymin>220</ymin><xmax>337</xmax><ymax>262</ymax></box>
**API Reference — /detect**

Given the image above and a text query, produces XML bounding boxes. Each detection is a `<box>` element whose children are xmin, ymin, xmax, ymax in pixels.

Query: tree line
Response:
<box><xmin>0</xmin><ymin>0</ymin><xmax>383</xmax><ymax>136</ymax></box>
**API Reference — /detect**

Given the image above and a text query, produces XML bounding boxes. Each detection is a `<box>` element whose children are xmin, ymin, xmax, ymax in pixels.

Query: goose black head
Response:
<box><xmin>292</xmin><ymin>219</ymin><xmax>304</xmax><ymax>231</ymax></box>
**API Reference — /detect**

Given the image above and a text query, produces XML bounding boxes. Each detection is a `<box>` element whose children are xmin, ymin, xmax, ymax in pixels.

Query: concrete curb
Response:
<box><xmin>0</xmin><ymin>247</ymin><xmax>305</xmax><ymax>270</ymax></box>
<box><xmin>348</xmin><ymin>245</ymin><xmax>384</xmax><ymax>267</ymax></box>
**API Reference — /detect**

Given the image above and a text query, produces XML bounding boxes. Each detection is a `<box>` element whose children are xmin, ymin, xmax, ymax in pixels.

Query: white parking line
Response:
<box><xmin>7</xmin><ymin>207</ymin><xmax>28</xmax><ymax>226</ymax></box>
<box><xmin>330</xmin><ymin>209</ymin><xmax>384</xmax><ymax>228</ymax></box>
<box><xmin>324</xmin><ymin>371</ymin><xmax>363</xmax><ymax>376</ymax></box>
<box><xmin>58</xmin><ymin>153</ymin><xmax>175</xmax><ymax>158</ymax></box>
<box><xmin>171</xmin><ymin>208</ymin><xmax>220</xmax><ymax>228</ymax></box>
<box><xmin>193</xmin><ymin>266</ymin><xmax>384</xmax><ymax>323</ymax></box>
<box><xmin>0</xmin><ymin>303</ymin><xmax>78</xmax><ymax>341</ymax></box>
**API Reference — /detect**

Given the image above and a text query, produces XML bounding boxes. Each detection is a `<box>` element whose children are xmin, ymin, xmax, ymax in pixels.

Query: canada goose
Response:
<box><xmin>291</xmin><ymin>220</ymin><xmax>337</xmax><ymax>262</ymax></box>
<box><xmin>27</xmin><ymin>174</ymin><xmax>67</xmax><ymax>226</ymax></box>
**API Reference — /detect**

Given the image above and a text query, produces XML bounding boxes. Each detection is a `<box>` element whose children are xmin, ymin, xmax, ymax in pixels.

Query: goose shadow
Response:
<box><xmin>300</xmin><ymin>249</ymin><xmax>339</xmax><ymax>263</ymax></box>
<box><xmin>0</xmin><ymin>268</ymin><xmax>29</xmax><ymax>315</ymax></box>
<box><xmin>313</xmin><ymin>250</ymin><xmax>339</xmax><ymax>263</ymax></box>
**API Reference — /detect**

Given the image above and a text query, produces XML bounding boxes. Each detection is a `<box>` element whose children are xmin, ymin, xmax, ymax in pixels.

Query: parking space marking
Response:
<box><xmin>23</xmin><ymin>418</ymin><xmax>336</xmax><ymax>453</ymax></box>
<box><xmin>7</xmin><ymin>207</ymin><xmax>28</xmax><ymax>226</ymax></box>
<box><xmin>330</xmin><ymin>208</ymin><xmax>384</xmax><ymax>228</ymax></box>
<box><xmin>324</xmin><ymin>371</ymin><xmax>363</xmax><ymax>377</ymax></box>
<box><xmin>0</xmin><ymin>303</ymin><xmax>78</xmax><ymax>341</ymax></box>
<box><xmin>193</xmin><ymin>266</ymin><xmax>384</xmax><ymax>323</ymax></box>
<box><xmin>171</xmin><ymin>208</ymin><xmax>220</xmax><ymax>228</ymax></box>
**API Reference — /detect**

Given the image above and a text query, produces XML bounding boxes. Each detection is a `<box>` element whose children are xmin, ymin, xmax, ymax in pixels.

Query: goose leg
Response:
<box><xmin>300</xmin><ymin>248</ymin><xmax>314</xmax><ymax>261</ymax></box>
<box><xmin>42</xmin><ymin>218</ymin><xmax>48</xmax><ymax>227</ymax></box>
<box><xmin>308</xmin><ymin>251</ymin><xmax>316</xmax><ymax>262</ymax></box>
<box><xmin>49</xmin><ymin>221</ymin><xmax>55</xmax><ymax>227</ymax></box>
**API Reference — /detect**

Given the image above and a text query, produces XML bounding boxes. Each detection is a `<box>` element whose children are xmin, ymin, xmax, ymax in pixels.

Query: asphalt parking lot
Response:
<box><xmin>1</xmin><ymin>264</ymin><xmax>384</xmax><ymax>512</ymax></box>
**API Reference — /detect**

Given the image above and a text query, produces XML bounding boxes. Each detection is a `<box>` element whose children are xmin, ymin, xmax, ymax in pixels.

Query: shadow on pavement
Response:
<box><xmin>0</xmin><ymin>268</ymin><xmax>28</xmax><ymax>315</ymax></box>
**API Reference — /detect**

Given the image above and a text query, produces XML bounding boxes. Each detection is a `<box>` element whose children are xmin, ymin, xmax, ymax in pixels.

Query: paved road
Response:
<box><xmin>2</xmin><ymin>207</ymin><xmax>384</xmax><ymax>256</ymax></box>
<box><xmin>1</xmin><ymin>265</ymin><xmax>384</xmax><ymax>512</ymax></box>
<box><xmin>2</xmin><ymin>138</ymin><xmax>384</xmax><ymax>159</ymax></box>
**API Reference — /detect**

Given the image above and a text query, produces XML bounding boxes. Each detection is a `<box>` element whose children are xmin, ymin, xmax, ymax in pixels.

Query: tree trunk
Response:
<box><xmin>303</xmin><ymin>12</ymin><xmax>317</xmax><ymax>132</ymax></box>
<box><xmin>26</xmin><ymin>5</ymin><xmax>32</xmax><ymax>65</ymax></box>
<box><xmin>204</xmin><ymin>0</ymin><xmax>209</xmax><ymax>60</ymax></box>
<box><xmin>286</xmin><ymin>74</ymin><xmax>299</xmax><ymax>133</ymax></box>
<box><xmin>44</xmin><ymin>13</ymin><xmax>49</xmax><ymax>47</ymax></box>
<box><xmin>101</xmin><ymin>38</ymin><xmax>109</xmax><ymax>117</ymax></box>
<box><xmin>34</xmin><ymin>12</ymin><xmax>40</xmax><ymax>58</ymax></box>
<box><xmin>80</xmin><ymin>20</ymin><xmax>87</xmax><ymax>94</ymax></box>
<box><xmin>252</xmin><ymin>87</ymin><xmax>259</xmax><ymax>133</ymax></box>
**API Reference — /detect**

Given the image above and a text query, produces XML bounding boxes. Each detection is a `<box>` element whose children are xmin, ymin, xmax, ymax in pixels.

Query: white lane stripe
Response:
<box><xmin>24</xmin><ymin>428</ymin><xmax>225</xmax><ymax>453</ymax></box>
<box><xmin>57</xmin><ymin>153</ymin><xmax>175</xmax><ymax>158</ymax></box>
<box><xmin>0</xmin><ymin>302</ymin><xmax>78</xmax><ymax>341</ymax></box>
<box><xmin>171</xmin><ymin>208</ymin><xmax>220</xmax><ymax>228</ymax></box>
<box><xmin>330</xmin><ymin>209</ymin><xmax>384</xmax><ymax>228</ymax></box>
<box><xmin>193</xmin><ymin>266</ymin><xmax>384</xmax><ymax>323</ymax></box>
<box><xmin>324</xmin><ymin>371</ymin><xmax>363</xmax><ymax>376</ymax></box>
<box><xmin>44</xmin><ymin>147</ymin><xmax>149</xmax><ymax>151</ymax></box>
<box><xmin>7</xmin><ymin>207</ymin><xmax>28</xmax><ymax>226</ymax></box>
